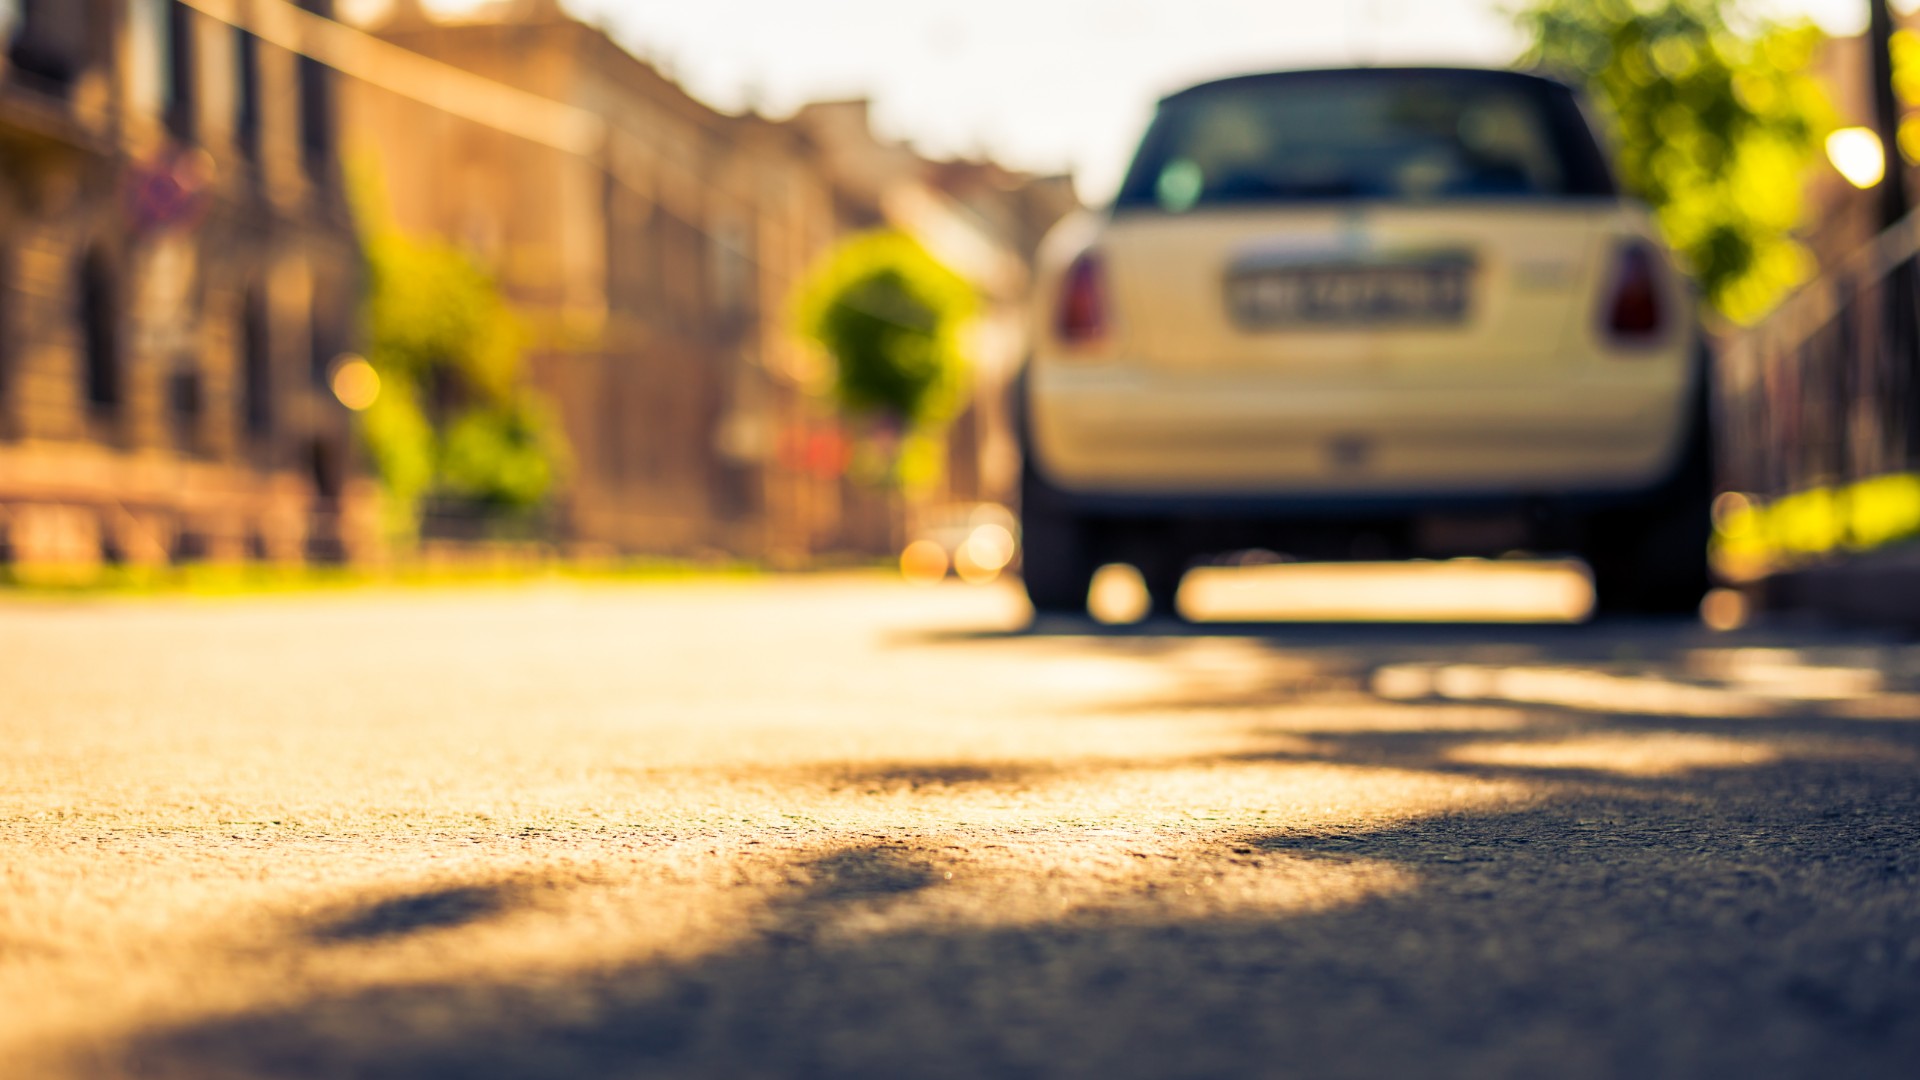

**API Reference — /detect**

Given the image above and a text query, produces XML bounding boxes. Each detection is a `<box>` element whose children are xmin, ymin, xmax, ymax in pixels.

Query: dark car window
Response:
<box><xmin>1115</xmin><ymin>70</ymin><xmax>1616</xmax><ymax>212</ymax></box>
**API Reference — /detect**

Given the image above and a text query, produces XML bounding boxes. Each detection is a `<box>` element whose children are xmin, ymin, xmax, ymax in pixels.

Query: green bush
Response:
<box><xmin>437</xmin><ymin>399</ymin><xmax>569</xmax><ymax>512</ymax></box>
<box><xmin>355</xmin><ymin>188</ymin><xmax>567</xmax><ymax>539</ymax></box>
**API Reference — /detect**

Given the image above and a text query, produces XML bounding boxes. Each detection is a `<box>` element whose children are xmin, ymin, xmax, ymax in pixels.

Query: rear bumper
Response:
<box><xmin>1017</xmin><ymin>358</ymin><xmax>1709</xmax><ymax>559</ymax></box>
<box><xmin>1026</xmin><ymin>361</ymin><xmax>1692</xmax><ymax>497</ymax></box>
<box><xmin>1035</xmin><ymin>482</ymin><xmax>1682</xmax><ymax>521</ymax></box>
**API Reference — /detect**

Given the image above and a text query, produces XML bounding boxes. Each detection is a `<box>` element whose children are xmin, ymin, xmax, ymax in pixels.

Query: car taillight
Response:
<box><xmin>1056</xmin><ymin>252</ymin><xmax>1107</xmax><ymax>346</ymax></box>
<box><xmin>1603</xmin><ymin>241</ymin><xmax>1667</xmax><ymax>347</ymax></box>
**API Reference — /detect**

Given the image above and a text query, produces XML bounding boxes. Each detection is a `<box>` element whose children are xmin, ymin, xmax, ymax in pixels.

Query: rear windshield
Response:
<box><xmin>1114</xmin><ymin>70</ymin><xmax>1616</xmax><ymax>212</ymax></box>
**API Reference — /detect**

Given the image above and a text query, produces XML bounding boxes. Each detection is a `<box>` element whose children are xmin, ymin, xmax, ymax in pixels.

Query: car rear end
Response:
<box><xmin>1021</xmin><ymin>68</ymin><xmax>1710</xmax><ymax>617</ymax></box>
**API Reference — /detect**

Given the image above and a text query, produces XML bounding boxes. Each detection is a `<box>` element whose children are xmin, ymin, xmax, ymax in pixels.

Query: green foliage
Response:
<box><xmin>357</xmin><ymin>377</ymin><xmax>434</xmax><ymax>539</ymax></box>
<box><xmin>437</xmin><ymin>399</ymin><xmax>570</xmax><ymax>512</ymax></box>
<box><xmin>356</xmin><ymin>197</ymin><xmax>566</xmax><ymax>538</ymax></box>
<box><xmin>363</xmin><ymin>231</ymin><xmax>522</xmax><ymax>403</ymax></box>
<box><xmin>1514</xmin><ymin>0</ymin><xmax>1834</xmax><ymax>324</ymax></box>
<box><xmin>796</xmin><ymin>231</ymin><xmax>977</xmax><ymax>429</ymax></box>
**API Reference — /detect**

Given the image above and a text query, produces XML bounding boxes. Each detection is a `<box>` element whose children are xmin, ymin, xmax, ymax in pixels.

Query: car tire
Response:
<box><xmin>1585</xmin><ymin>396</ymin><xmax>1713</xmax><ymax>617</ymax></box>
<box><xmin>1020</xmin><ymin>461</ymin><xmax>1094</xmax><ymax>617</ymax></box>
<box><xmin>1587</xmin><ymin>501</ymin><xmax>1711</xmax><ymax>616</ymax></box>
<box><xmin>1135</xmin><ymin>549</ymin><xmax>1189</xmax><ymax>622</ymax></box>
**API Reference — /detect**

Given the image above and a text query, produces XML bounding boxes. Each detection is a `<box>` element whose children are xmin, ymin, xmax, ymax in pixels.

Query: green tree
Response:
<box><xmin>1514</xmin><ymin>0</ymin><xmax>1833</xmax><ymax>324</ymax></box>
<box><xmin>357</xmin><ymin>215</ymin><xmax>568</xmax><ymax>540</ymax></box>
<box><xmin>797</xmin><ymin>231</ymin><xmax>976</xmax><ymax>421</ymax></box>
<box><xmin>794</xmin><ymin>230</ymin><xmax>978</xmax><ymax>490</ymax></box>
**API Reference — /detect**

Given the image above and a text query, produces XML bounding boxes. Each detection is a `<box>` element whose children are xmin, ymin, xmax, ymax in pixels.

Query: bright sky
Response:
<box><xmin>390</xmin><ymin>0</ymin><xmax>1884</xmax><ymax>202</ymax></box>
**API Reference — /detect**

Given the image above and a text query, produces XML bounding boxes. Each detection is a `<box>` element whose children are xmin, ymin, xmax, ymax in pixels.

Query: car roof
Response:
<box><xmin>1160</xmin><ymin>66</ymin><xmax>1578</xmax><ymax>106</ymax></box>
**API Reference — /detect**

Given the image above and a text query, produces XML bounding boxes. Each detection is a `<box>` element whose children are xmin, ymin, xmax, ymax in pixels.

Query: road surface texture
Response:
<box><xmin>4</xmin><ymin>572</ymin><xmax>1920</xmax><ymax>1079</ymax></box>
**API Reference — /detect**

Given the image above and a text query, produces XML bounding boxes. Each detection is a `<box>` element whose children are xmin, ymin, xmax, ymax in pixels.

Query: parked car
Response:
<box><xmin>1019</xmin><ymin>66</ymin><xmax>1710</xmax><ymax>618</ymax></box>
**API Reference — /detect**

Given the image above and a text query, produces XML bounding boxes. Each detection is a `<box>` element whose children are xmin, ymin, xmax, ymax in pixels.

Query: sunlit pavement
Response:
<box><xmin>3</xmin><ymin>570</ymin><xmax>1919</xmax><ymax>1079</ymax></box>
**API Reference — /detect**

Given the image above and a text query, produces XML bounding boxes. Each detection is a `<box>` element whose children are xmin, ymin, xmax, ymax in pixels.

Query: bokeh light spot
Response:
<box><xmin>329</xmin><ymin>357</ymin><xmax>381</xmax><ymax>411</ymax></box>
<box><xmin>1088</xmin><ymin>563</ymin><xmax>1150</xmax><ymax>624</ymax></box>
<box><xmin>1700</xmin><ymin>588</ymin><xmax>1749</xmax><ymax>632</ymax></box>
<box><xmin>1826</xmin><ymin>127</ymin><xmax>1886</xmax><ymax>189</ymax></box>
<box><xmin>953</xmin><ymin>542</ymin><xmax>1001</xmax><ymax>586</ymax></box>
<box><xmin>900</xmin><ymin>539</ymin><xmax>949</xmax><ymax>584</ymax></box>
<box><xmin>963</xmin><ymin>524</ymin><xmax>1017</xmax><ymax>573</ymax></box>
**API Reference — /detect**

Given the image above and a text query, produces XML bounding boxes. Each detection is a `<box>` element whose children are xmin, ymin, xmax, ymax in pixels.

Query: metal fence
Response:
<box><xmin>1716</xmin><ymin>215</ymin><xmax>1920</xmax><ymax>576</ymax></box>
<box><xmin>1721</xmin><ymin>219</ymin><xmax>1920</xmax><ymax>500</ymax></box>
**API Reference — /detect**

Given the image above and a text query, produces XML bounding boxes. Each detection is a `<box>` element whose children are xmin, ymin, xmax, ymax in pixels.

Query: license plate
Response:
<box><xmin>1227</xmin><ymin>261</ymin><xmax>1473</xmax><ymax>328</ymax></box>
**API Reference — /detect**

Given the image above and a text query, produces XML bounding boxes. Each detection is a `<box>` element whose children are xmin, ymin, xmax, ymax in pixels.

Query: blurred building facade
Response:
<box><xmin>347</xmin><ymin>0</ymin><xmax>1078</xmax><ymax>562</ymax></box>
<box><xmin>0</xmin><ymin>0</ymin><xmax>373</xmax><ymax>571</ymax></box>
<box><xmin>0</xmin><ymin>0</ymin><xmax>1075</xmax><ymax>571</ymax></box>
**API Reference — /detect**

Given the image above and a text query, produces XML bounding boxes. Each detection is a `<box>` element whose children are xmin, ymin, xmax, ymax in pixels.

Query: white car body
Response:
<box><xmin>1018</xmin><ymin>68</ymin><xmax>1710</xmax><ymax>616</ymax></box>
<box><xmin>1029</xmin><ymin>202</ymin><xmax>1694</xmax><ymax>495</ymax></box>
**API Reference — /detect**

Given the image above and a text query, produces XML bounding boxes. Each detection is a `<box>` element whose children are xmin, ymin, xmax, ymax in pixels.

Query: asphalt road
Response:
<box><xmin>4</xmin><ymin>572</ymin><xmax>1920</xmax><ymax>1079</ymax></box>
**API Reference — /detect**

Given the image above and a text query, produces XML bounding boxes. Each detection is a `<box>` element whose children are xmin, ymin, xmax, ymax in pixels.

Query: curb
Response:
<box><xmin>1763</xmin><ymin>543</ymin><xmax>1920</xmax><ymax>631</ymax></box>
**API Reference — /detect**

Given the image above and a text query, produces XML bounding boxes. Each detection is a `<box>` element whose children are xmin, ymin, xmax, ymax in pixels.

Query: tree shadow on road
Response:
<box><xmin>111</xmin><ymin>788</ymin><xmax>1920</xmax><ymax>1077</ymax></box>
<box><xmin>309</xmin><ymin>884</ymin><xmax>524</xmax><ymax>944</ymax></box>
<box><xmin>101</xmin><ymin>621</ymin><xmax>1920</xmax><ymax>1080</ymax></box>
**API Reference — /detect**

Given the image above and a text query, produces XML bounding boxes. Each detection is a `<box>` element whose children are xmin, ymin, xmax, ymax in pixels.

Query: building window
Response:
<box><xmin>310</xmin><ymin>288</ymin><xmax>341</xmax><ymax>389</ymax></box>
<box><xmin>298</xmin><ymin>55</ymin><xmax>331</xmax><ymax>178</ymax></box>
<box><xmin>233</xmin><ymin>27</ymin><xmax>260</xmax><ymax>160</ymax></box>
<box><xmin>604</xmin><ymin>175</ymin><xmax>658</xmax><ymax>314</ymax></box>
<box><xmin>297</xmin><ymin>2</ymin><xmax>333</xmax><ymax>181</ymax></box>
<box><xmin>309</xmin><ymin>437</ymin><xmax>344</xmax><ymax>500</ymax></box>
<box><xmin>128</xmin><ymin>0</ymin><xmax>193</xmax><ymax>138</ymax></box>
<box><xmin>128</xmin><ymin>0</ymin><xmax>167</xmax><ymax>121</ymax></box>
<box><xmin>711</xmin><ymin>219</ymin><xmax>754</xmax><ymax>317</ymax></box>
<box><xmin>164</xmin><ymin>1</ymin><xmax>195</xmax><ymax>140</ymax></box>
<box><xmin>241</xmin><ymin>287</ymin><xmax>272</xmax><ymax>437</ymax></box>
<box><xmin>661</xmin><ymin>210</ymin><xmax>703</xmax><ymax>326</ymax></box>
<box><xmin>80</xmin><ymin>250</ymin><xmax>122</xmax><ymax>414</ymax></box>
<box><xmin>168</xmin><ymin>366</ymin><xmax>202</xmax><ymax>449</ymax></box>
<box><xmin>7</xmin><ymin>0</ymin><xmax>90</xmax><ymax>87</ymax></box>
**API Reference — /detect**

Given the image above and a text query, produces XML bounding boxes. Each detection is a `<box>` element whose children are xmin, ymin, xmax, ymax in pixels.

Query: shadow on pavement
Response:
<box><xmin>117</xmin><ymin>799</ymin><xmax>1920</xmax><ymax>1073</ymax></box>
<box><xmin>108</xmin><ymin>619</ymin><xmax>1920</xmax><ymax>1080</ymax></box>
<box><xmin>310</xmin><ymin>884</ymin><xmax>524</xmax><ymax>944</ymax></box>
<box><xmin>117</xmin><ymin>794</ymin><xmax>1920</xmax><ymax>1079</ymax></box>
<box><xmin>817</xmin><ymin>761</ymin><xmax>1067</xmax><ymax>795</ymax></box>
